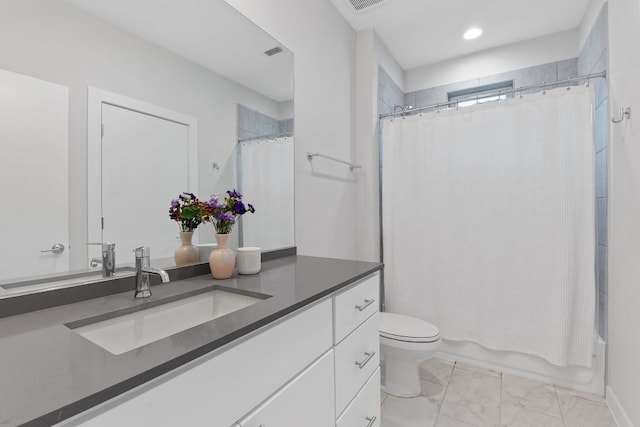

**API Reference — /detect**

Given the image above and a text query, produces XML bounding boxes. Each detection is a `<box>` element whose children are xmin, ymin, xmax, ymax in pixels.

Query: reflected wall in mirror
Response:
<box><xmin>0</xmin><ymin>0</ymin><xmax>294</xmax><ymax>291</ymax></box>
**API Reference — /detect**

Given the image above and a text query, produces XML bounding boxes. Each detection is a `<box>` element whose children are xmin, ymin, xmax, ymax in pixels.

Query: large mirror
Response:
<box><xmin>0</xmin><ymin>0</ymin><xmax>294</xmax><ymax>294</ymax></box>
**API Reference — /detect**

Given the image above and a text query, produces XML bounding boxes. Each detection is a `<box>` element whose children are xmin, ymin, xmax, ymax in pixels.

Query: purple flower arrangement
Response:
<box><xmin>169</xmin><ymin>192</ymin><xmax>205</xmax><ymax>232</ymax></box>
<box><xmin>170</xmin><ymin>189</ymin><xmax>255</xmax><ymax>234</ymax></box>
<box><xmin>203</xmin><ymin>189</ymin><xmax>255</xmax><ymax>234</ymax></box>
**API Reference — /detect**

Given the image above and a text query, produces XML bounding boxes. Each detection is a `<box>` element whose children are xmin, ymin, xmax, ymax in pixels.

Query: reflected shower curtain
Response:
<box><xmin>240</xmin><ymin>136</ymin><xmax>294</xmax><ymax>249</ymax></box>
<box><xmin>382</xmin><ymin>86</ymin><xmax>595</xmax><ymax>367</ymax></box>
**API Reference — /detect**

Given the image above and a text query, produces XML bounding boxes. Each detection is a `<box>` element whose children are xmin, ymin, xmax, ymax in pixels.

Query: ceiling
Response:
<box><xmin>331</xmin><ymin>0</ymin><xmax>591</xmax><ymax>70</ymax></box>
<box><xmin>65</xmin><ymin>0</ymin><xmax>294</xmax><ymax>102</ymax></box>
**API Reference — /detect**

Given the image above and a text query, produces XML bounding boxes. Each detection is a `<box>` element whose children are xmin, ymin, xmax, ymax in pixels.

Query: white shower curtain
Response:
<box><xmin>240</xmin><ymin>136</ymin><xmax>294</xmax><ymax>249</ymax></box>
<box><xmin>382</xmin><ymin>86</ymin><xmax>596</xmax><ymax>367</ymax></box>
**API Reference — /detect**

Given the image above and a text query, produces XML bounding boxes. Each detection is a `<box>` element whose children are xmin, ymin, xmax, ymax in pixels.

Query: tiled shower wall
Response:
<box><xmin>378</xmin><ymin>5</ymin><xmax>608</xmax><ymax>341</ymax></box>
<box><xmin>237</xmin><ymin>104</ymin><xmax>293</xmax><ymax>141</ymax></box>
<box><xmin>578</xmin><ymin>5</ymin><xmax>608</xmax><ymax>341</ymax></box>
<box><xmin>403</xmin><ymin>58</ymin><xmax>578</xmax><ymax>108</ymax></box>
<box><xmin>377</xmin><ymin>67</ymin><xmax>404</xmax><ymax>117</ymax></box>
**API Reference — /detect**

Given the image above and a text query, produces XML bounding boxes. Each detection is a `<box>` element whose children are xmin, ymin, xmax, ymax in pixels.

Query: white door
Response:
<box><xmin>101</xmin><ymin>104</ymin><xmax>191</xmax><ymax>261</ymax></box>
<box><xmin>0</xmin><ymin>69</ymin><xmax>69</xmax><ymax>281</ymax></box>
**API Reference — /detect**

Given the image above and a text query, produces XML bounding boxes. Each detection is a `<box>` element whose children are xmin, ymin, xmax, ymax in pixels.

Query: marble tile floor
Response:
<box><xmin>380</xmin><ymin>358</ymin><xmax>617</xmax><ymax>427</ymax></box>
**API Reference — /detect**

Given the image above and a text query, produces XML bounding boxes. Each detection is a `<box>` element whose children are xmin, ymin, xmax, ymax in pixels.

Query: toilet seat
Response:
<box><xmin>380</xmin><ymin>312</ymin><xmax>440</xmax><ymax>343</ymax></box>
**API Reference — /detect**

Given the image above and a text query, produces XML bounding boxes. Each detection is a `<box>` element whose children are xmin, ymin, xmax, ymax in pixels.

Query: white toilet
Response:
<box><xmin>380</xmin><ymin>312</ymin><xmax>441</xmax><ymax>397</ymax></box>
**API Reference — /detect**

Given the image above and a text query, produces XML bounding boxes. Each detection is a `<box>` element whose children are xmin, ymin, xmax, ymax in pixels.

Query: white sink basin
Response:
<box><xmin>70</xmin><ymin>289</ymin><xmax>267</xmax><ymax>355</ymax></box>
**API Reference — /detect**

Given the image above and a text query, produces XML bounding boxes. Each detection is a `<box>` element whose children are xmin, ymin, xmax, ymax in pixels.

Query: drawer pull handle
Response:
<box><xmin>365</xmin><ymin>415</ymin><xmax>377</xmax><ymax>427</ymax></box>
<box><xmin>355</xmin><ymin>351</ymin><xmax>375</xmax><ymax>369</ymax></box>
<box><xmin>355</xmin><ymin>299</ymin><xmax>375</xmax><ymax>311</ymax></box>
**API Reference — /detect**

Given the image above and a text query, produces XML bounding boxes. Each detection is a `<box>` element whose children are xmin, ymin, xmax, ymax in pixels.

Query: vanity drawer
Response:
<box><xmin>336</xmin><ymin>369</ymin><xmax>381</xmax><ymax>427</ymax></box>
<box><xmin>333</xmin><ymin>272</ymin><xmax>379</xmax><ymax>344</ymax></box>
<box><xmin>335</xmin><ymin>312</ymin><xmax>380</xmax><ymax>416</ymax></box>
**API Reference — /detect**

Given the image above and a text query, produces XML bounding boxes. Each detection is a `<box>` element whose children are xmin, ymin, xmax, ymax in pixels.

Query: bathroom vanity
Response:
<box><xmin>0</xmin><ymin>255</ymin><xmax>382</xmax><ymax>426</ymax></box>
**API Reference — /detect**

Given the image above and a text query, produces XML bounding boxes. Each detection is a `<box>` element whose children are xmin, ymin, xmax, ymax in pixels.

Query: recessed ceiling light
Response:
<box><xmin>463</xmin><ymin>27</ymin><xmax>483</xmax><ymax>40</ymax></box>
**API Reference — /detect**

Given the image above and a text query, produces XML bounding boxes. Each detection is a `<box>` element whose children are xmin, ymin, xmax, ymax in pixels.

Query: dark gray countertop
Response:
<box><xmin>0</xmin><ymin>255</ymin><xmax>382</xmax><ymax>426</ymax></box>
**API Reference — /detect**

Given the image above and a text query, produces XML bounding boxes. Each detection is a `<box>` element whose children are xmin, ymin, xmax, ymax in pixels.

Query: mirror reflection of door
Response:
<box><xmin>0</xmin><ymin>69</ymin><xmax>69</xmax><ymax>281</ymax></box>
<box><xmin>100</xmin><ymin>104</ymin><xmax>192</xmax><ymax>262</ymax></box>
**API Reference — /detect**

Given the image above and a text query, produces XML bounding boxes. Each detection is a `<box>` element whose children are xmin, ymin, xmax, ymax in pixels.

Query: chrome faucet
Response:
<box><xmin>134</xmin><ymin>247</ymin><xmax>170</xmax><ymax>298</ymax></box>
<box><xmin>87</xmin><ymin>242</ymin><xmax>116</xmax><ymax>278</ymax></box>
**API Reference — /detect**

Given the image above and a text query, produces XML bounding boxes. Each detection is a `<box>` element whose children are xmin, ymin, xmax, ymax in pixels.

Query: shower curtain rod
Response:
<box><xmin>380</xmin><ymin>71</ymin><xmax>607</xmax><ymax>119</ymax></box>
<box><xmin>238</xmin><ymin>132</ymin><xmax>293</xmax><ymax>143</ymax></box>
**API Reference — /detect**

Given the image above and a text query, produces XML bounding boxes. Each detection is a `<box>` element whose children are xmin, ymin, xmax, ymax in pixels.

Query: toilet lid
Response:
<box><xmin>380</xmin><ymin>312</ymin><xmax>440</xmax><ymax>343</ymax></box>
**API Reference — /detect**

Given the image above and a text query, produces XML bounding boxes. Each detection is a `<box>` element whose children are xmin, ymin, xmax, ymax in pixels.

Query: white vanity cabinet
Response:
<box><xmin>59</xmin><ymin>271</ymin><xmax>381</xmax><ymax>427</ymax></box>
<box><xmin>332</xmin><ymin>273</ymin><xmax>381</xmax><ymax>426</ymax></box>
<box><xmin>235</xmin><ymin>272</ymin><xmax>381</xmax><ymax>427</ymax></box>
<box><xmin>337</xmin><ymin>370</ymin><xmax>381</xmax><ymax>427</ymax></box>
<box><xmin>233</xmin><ymin>350</ymin><xmax>335</xmax><ymax>427</ymax></box>
<box><xmin>333</xmin><ymin>272</ymin><xmax>379</xmax><ymax>343</ymax></box>
<box><xmin>61</xmin><ymin>300</ymin><xmax>333</xmax><ymax>427</ymax></box>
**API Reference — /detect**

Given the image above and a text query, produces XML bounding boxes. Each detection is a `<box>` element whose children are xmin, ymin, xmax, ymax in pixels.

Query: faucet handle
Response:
<box><xmin>87</xmin><ymin>242</ymin><xmax>116</xmax><ymax>251</ymax></box>
<box><xmin>133</xmin><ymin>247</ymin><xmax>150</xmax><ymax>258</ymax></box>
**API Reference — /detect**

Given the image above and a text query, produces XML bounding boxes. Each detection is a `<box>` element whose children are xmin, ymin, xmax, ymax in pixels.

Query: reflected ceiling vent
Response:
<box><xmin>346</xmin><ymin>0</ymin><xmax>388</xmax><ymax>12</ymax></box>
<box><xmin>264</xmin><ymin>46</ymin><xmax>283</xmax><ymax>57</ymax></box>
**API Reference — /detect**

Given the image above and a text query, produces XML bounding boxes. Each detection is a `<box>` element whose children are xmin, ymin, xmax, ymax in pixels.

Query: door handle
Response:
<box><xmin>40</xmin><ymin>243</ymin><xmax>65</xmax><ymax>254</ymax></box>
<box><xmin>365</xmin><ymin>415</ymin><xmax>377</xmax><ymax>427</ymax></box>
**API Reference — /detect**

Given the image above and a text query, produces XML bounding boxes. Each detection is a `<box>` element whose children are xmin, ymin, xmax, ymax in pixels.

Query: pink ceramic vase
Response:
<box><xmin>174</xmin><ymin>231</ymin><xmax>200</xmax><ymax>265</ymax></box>
<box><xmin>209</xmin><ymin>233</ymin><xmax>235</xmax><ymax>279</ymax></box>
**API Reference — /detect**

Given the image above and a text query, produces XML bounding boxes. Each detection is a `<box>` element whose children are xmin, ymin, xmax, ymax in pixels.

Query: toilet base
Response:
<box><xmin>382</xmin><ymin>348</ymin><xmax>425</xmax><ymax>398</ymax></box>
<box><xmin>379</xmin><ymin>312</ymin><xmax>441</xmax><ymax>398</ymax></box>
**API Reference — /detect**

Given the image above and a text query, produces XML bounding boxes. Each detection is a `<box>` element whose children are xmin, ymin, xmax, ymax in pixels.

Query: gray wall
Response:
<box><xmin>237</xmin><ymin>104</ymin><xmax>293</xmax><ymax>141</ymax></box>
<box><xmin>578</xmin><ymin>5</ymin><xmax>609</xmax><ymax>341</ymax></box>
<box><xmin>377</xmin><ymin>66</ymin><xmax>405</xmax><ymax>116</ymax></box>
<box><xmin>403</xmin><ymin>59</ymin><xmax>578</xmax><ymax>107</ymax></box>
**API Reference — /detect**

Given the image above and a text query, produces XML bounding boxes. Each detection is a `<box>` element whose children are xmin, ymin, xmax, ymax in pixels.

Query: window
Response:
<box><xmin>448</xmin><ymin>81</ymin><xmax>514</xmax><ymax>108</ymax></box>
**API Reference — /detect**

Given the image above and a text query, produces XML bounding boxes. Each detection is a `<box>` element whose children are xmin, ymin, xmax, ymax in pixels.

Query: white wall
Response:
<box><xmin>405</xmin><ymin>29</ymin><xmax>579</xmax><ymax>92</ymax></box>
<box><xmin>0</xmin><ymin>0</ymin><xmax>282</xmax><ymax>269</ymax></box>
<box><xmin>354</xmin><ymin>30</ymin><xmax>404</xmax><ymax>262</ymax></box>
<box><xmin>579</xmin><ymin>0</ymin><xmax>607</xmax><ymax>52</ymax></box>
<box><xmin>278</xmin><ymin>100</ymin><xmax>294</xmax><ymax>120</ymax></box>
<box><xmin>354</xmin><ymin>30</ymin><xmax>378</xmax><ymax>263</ymax></box>
<box><xmin>224</xmin><ymin>0</ymin><xmax>358</xmax><ymax>259</ymax></box>
<box><xmin>606</xmin><ymin>0</ymin><xmax>640</xmax><ymax>424</ymax></box>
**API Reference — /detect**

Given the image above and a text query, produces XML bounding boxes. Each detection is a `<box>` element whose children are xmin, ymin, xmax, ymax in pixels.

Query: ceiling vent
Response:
<box><xmin>345</xmin><ymin>0</ymin><xmax>388</xmax><ymax>12</ymax></box>
<box><xmin>264</xmin><ymin>46</ymin><xmax>283</xmax><ymax>57</ymax></box>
